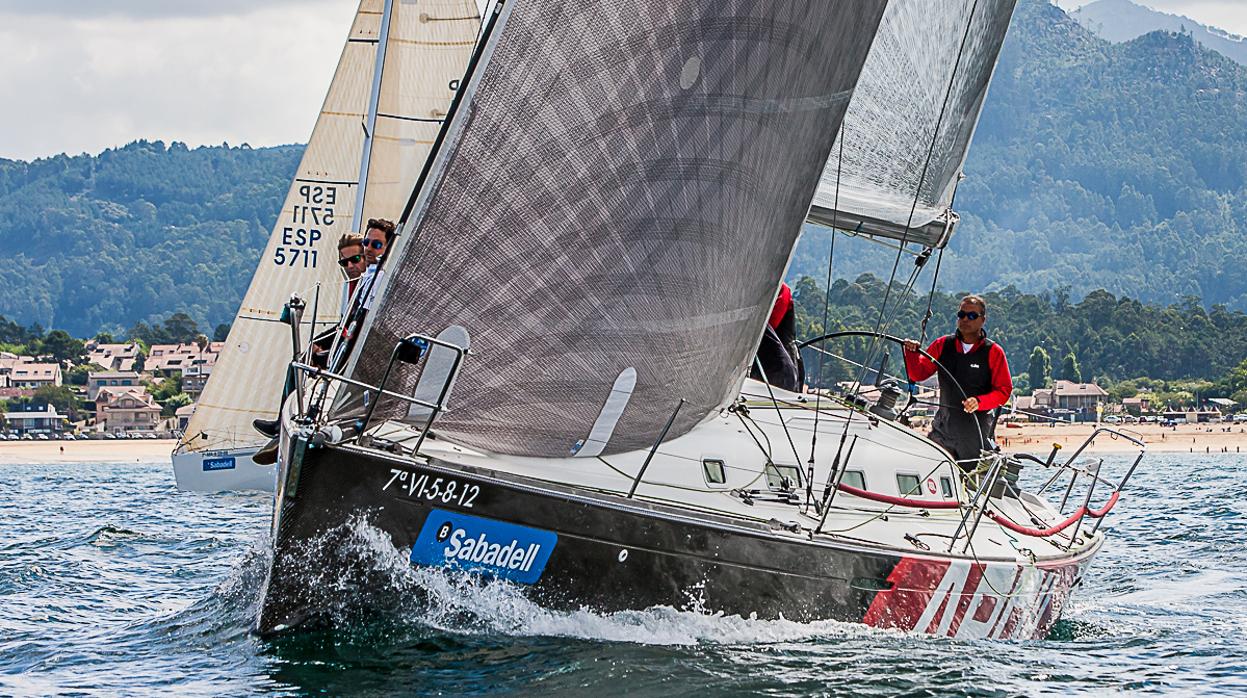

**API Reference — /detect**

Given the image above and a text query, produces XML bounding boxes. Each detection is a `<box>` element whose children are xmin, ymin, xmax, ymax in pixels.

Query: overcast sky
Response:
<box><xmin>1</xmin><ymin>1</ymin><xmax>1245</xmax><ymax>162</ymax></box>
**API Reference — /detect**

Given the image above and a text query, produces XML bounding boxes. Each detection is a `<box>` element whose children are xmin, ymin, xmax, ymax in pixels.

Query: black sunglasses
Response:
<box><xmin>956</xmin><ymin>310</ymin><xmax>982</xmax><ymax>320</ymax></box>
<box><xmin>362</xmin><ymin>239</ymin><xmax>385</xmax><ymax>250</ymax></box>
<box><xmin>337</xmin><ymin>253</ymin><xmax>364</xmax><ymax>267</ymax></box>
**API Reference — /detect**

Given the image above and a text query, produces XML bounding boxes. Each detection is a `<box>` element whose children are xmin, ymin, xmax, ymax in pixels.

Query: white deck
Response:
<box><xmin>363</xmin><ymin>379</ymin><xmax>1099</xmax><ymax>565</ymax></box>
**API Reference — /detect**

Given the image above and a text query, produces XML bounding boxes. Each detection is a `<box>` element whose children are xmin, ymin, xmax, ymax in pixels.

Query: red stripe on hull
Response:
<box><xmin>862</xmin><ymin>555</ymin><xmax>1088</xmax><ymax>639</ymax></box>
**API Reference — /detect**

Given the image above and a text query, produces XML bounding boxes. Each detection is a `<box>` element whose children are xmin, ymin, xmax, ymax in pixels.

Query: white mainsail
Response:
<box><xmin>175</xmin><ymin>0</ymin><xmax>479</xmax><ymax>469</ymax></box>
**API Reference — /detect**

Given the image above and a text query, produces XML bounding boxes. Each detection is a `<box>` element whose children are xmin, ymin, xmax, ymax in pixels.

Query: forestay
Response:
<box><xmin>343</xmin><ymin>0</ymin><xmax>888</xmax><ymax>457</ymax></box>
<box><xmin>807</xmin><ymin>0</ymin><xmax>1018</xmax><ymax>248</ymax></box>
<box><xmin>178</xmin><ymin>0</ymin><xmax>478</xmax><ymax>456</ymax></box>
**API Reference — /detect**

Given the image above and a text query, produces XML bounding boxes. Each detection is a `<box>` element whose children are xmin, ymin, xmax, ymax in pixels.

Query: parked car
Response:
<box><xmin>1233</xmin><ymin>414</ymin><xmax>1247</xmax><ymax>424</ymax></box>
<box><xmin>1104</xmin><ymin>415</ymin><xmax>1121</xmax><ymax>424</ymax></box>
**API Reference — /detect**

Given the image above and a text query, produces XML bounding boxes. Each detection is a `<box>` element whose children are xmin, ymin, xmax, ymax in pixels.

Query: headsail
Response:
<box><xmin>342</xmin><ymin>0</ymin><xmax>888</xmax><ymax>457</ymax></box>
<box><xmin>177</xmin><ymin>0</ymin><xmax>479</xmax><ymax>456</ymax></box>
<box><xmin>807</xmin><ymin>0</ymin><xmax>1018</xmax><ymax>248</ymax></box>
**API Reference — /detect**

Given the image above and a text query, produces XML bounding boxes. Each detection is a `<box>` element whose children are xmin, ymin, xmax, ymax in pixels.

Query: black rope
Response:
<box><xmin>841</xmin><ymin>0</ymin><xmax>984</xmax><ymax>438</ymax></box>
<box><xmin>752</xmin><ymin>356</ymin><xmax>803</xmax><ymax>469</ymax></box>
<box><xmin>807</xmin><ymin>122</ymin><xmax>846</xmax><ymax>510</ymax></box>
<box><xmin>919</xmin><ymin>245</ymin><xmax>946</xmax><ymax>343</ymax></box>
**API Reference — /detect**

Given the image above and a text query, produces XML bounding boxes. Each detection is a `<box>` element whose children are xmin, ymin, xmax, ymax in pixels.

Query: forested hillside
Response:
<box><xmin>3</xmin><ymin>0</ymin><xmax>1247</xmax><ymax>338</ymax></box>
<box><xmin>790</xmin><ymin>0</ymin><xmax>1247</xmax><ymax>310</ymax></box>
<box><xmin>789</xmin><ymin>273</ymin><xmax>1247</xmax><ymax>395</ymax></box>
<box><xmin>0</xmin><ymin>141</ymin><xmax>300</xmax><ymax>337</ymax></box>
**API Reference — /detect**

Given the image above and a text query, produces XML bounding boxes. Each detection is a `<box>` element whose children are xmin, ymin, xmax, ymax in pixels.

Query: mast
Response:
<box><xmin>175</xmin><ymin>0</ymin><xmax>481</xmax><ymax>458</ymax></box>
<box><xmin>352</xmin><ymin>0</ymin><xmax>395</xmax><ymax>233</ymax></box>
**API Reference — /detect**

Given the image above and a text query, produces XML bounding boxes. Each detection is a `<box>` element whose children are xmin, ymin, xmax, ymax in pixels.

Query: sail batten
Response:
<box><xmin>177</xmin><ymin>0</ymin><xmax>479</xmax><ymax>457</ymax></box>
<box><xmin>343</xmin><ymin>0</ymin><xmax>889</xmax><ymax>457</ymax></box>
<box><xmin>808</xmin><ymin>0</ymin><xmax>1018</xmax><ymax>248</ymax></box>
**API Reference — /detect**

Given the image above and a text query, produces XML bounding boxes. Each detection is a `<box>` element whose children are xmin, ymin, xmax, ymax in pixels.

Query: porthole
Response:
<box><xmin>702</xmin><ymin>458</ymin><xmax>726</xmax><ymax>485</ymax></box>
<box><xmin>897</xmin><ymin>474</ymin><xmax>921</xmax><ymax>496</ymax></box>
<box><xmin>841</xmin><ymin>470</ymin><xmax>866</xmax><ymax>490</ymax></box>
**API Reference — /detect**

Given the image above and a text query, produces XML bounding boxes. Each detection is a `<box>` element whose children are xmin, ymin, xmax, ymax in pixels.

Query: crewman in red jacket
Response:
<box><xmin>902</xmin><ymin>294</ymin><xmax>1012</xmax><ymax>463</ymax></box>
<box><xmin>752</xmin><ymin>282</ymin><xmax>800</xmax><ymax>391</ymax></box>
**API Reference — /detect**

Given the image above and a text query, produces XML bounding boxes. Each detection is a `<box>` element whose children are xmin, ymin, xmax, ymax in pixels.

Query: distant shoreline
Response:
<box><xmin>1</xmin><ymin>422</ymin><xmax>1242</xmax><ymax>466</ymax></box>
<box><xmin>996</xmin><ymin>421</ymin><xmax>1246</xmax><ymax>455</ymax></box>
<box><xmin>0</xmin><ymin>439</ymin><xmax>176</xmax><ymax>464</ymax></box>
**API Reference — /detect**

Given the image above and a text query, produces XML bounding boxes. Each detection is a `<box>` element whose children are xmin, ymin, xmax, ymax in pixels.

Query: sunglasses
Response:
<box><xmin>956</xmin><ymin>311</ymin><xmax>982</xmax><ymax>320</ymax></box>
<box><xmin>362</xmin><ymin>239</ymin><xmax>385</xmax><ymax>250</ymax></box>
<box><xmin>337</xmin><ymin>253</ymin><xmax>364</xmax><ymax>267</ymax></box>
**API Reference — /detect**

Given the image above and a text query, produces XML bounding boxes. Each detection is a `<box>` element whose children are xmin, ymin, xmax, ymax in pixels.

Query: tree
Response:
<box><xmin>65</xmin><ymin>363</ymin><xmax>102</xmax><ymax>386</ymax></box>
<box><xmin>39</xmin><ymin>330</ymin><xmax>85</xmax><ymax>363</ymax></box>
<box><xmin>1061</xmin><ymin>351</ymin><xmax>1082</xmax><ymax>383</ymax></box>
<box><xmin>93</xmin><ymin>331</ymin><xmax>115</xmax><ymax>343</ymax></box>
<box><xmin>160</xmin><ymin>392</ymin><xmax>193</xmax><ymax>417</ymax></box>
<box><xmin>212</xmin><ymin>323</ymin><xmax>231</xmax><ymax>342</ymax></box>
<box><xmin>148</xmin><ymin>375</ymin><xmax>183</xmax><ymax>402</ymax></box>
<box><xmin>126</xmin><ymin>321</ymin><xmax>155</xmax><ymax>344</ymax></box>
<box><xmin>30</xmin><ymin>384</ymin><xmax>80</xmax><ymax>421</ymax></box>
<box><xmin>161</xmin><ymin>313</ymin><xmax>199</xmax><ymax>344</ymax></box>
<box><xmin>1027</xmin><ymin>347</ymin><xmax>1051</xmax><ymax>392</ymax></box>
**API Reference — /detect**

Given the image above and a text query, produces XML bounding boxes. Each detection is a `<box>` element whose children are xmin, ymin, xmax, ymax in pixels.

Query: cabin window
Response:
<box><xmin>702</xmin><ymin>458</ymin><xmax>726</xmax><ymax>485</ymax></box>
<box><xmin>940</xmin><ymin>477</ymin><xmax>954</xmax><ymax>498</ymax></box>
<box><xmin>841</xmin><ymin>470</ymin><xmax>866</xmax><ymax>490</ymax></box>
<box><xmin>896</xmin><ymin>474</ymin><xmax>921</xmax><ymax>497</ymax></box>
<box><xmin>765</xmin><ymin>463</ymin><xmax>803</xmax><ymax>490</ymax></box>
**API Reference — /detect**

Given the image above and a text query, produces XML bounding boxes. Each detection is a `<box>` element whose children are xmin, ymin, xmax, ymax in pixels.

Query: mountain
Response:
<box><xmin>0</xmin><ymin>141</ymin><xmax>301</xmax><ymax>337</ymax></box>
<box><xmin>4</xmin><ymin>0</ymin><xmax>1247</xmax><ymax>337</ymax></box>
<box><xmin>1072</xmin><ymin>0</ymin><xmax>1247</xmax><ymax>67</ymax></box>
<box><xmin>790</xmin><ymin>0</ymin><xmax>1247</xmax><ymax>312</ymax></box>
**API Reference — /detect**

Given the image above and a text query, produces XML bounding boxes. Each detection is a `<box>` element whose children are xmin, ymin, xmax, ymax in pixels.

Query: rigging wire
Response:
<box><xmin>862</xmin><ymin>0</ymin><xmax>984</xmax><ymax>365</ymax></box>
<box><xmin>831</xmin><ymin>0</ymin><xmax>985</xmax><ymax>449</ymax></box>
<box><xmin>752</xmin><ymin>358</ymin><xmax>804</xmax><ymax>468</ymax></box>
<box><xmin>807</xmin><ymin>122</ymin><xmax>846</xmax><ymax>496</ymax></box>
<box><xmin>808</xmin><ymin>125</ymin><xmax>847</xmax><ymax>463</ymax></box>
<box><xmin>919</xmin><ymin>244</ymin><xmax>946</xmax><ymax>343</ymax></box>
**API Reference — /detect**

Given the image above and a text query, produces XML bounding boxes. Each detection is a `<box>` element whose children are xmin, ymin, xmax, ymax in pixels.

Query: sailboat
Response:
<box><xmin>256</xmin><ymin>0</ymin><xmax>1145</xmax><ymax>639</ymax></box>
<box><xmin>171</xmin><ymin>0</ymin><xmax>480</xmax><ymax>491</ymax></box>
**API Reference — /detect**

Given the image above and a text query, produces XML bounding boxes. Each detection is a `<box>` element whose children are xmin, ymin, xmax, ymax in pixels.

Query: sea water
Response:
<box><xmin>1</xmin><ymin>453</ymin><xmax>1244</xmax><ymax>696</ymax></box>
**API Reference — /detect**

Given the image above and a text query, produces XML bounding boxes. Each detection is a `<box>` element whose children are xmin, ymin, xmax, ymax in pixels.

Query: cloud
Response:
<box><xmin>0</xmin><ymin>0</ymin><xmax>338</xmax><ymax>20</ymax></box>
<box><xmin>1057</xmin><ymin>0</ymin><xmax>1247</xmax><ymax>36</ymax></box>
<box><xmin>1143</xmin><ymin>0</ymin><xmax>1247</xmax><ymax>36</ymax></box>
<box><xmin>0</xmin><ymin>1</ymin><xmax>356</xmax><ymax>160</ymax></box>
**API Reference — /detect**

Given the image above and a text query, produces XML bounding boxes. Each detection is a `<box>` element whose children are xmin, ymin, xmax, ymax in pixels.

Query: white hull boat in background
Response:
<box><xmin>171</xmin><ymin>446</ymin><xmax>273</xmax><ymax>492</ymax></box>
<box><xmin>170</xmin><ymin>0</ymin><xmax>481</xmax><ymax>491</ymax></box>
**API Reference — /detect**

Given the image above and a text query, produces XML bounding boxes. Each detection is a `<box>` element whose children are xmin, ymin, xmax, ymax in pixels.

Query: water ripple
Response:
<box><xmin>0</xmin><ymin>455</ymin><xmax>1243</xmax><ymax>696</ymax></box>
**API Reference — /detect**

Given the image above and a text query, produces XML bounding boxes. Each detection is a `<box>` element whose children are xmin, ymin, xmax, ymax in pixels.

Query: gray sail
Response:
<box><xmin>343</xmin><ymin>0</ymin><xmax>888</xmax><ymax>457</ymax></box>
<box><xmin>807</xmin><ymin>0</ymin><xmax>1018</xmax><ymax>248</ymax></box>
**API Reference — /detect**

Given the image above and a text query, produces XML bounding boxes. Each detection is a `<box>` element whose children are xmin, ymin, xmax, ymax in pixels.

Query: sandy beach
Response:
<box><xmin>0</xmin><ymin>439</ymin><xmax>177</xmax><ymax>464</ymax></box>
<box><xmin>996</xmin><ymin>421</ymin><xmax>1247</xmax><ymax>455</ymax></box>
<box><xmin>2</xmin><ymin>422</ymin><xmax>1244</xmax><ymax>465</ymax></box>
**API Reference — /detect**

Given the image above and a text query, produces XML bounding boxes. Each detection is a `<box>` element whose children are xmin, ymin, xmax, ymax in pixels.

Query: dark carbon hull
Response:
<box><xmin>257</xmin><ymin>436</ymin><xmax>1093</xmax><ymax>639</ymax></box>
